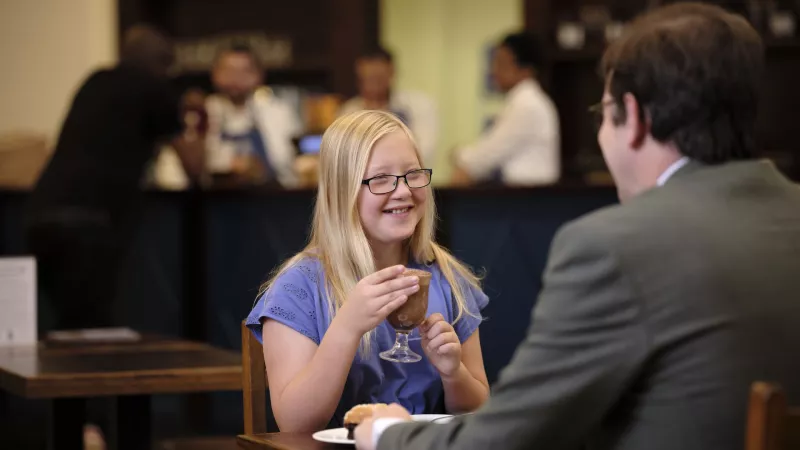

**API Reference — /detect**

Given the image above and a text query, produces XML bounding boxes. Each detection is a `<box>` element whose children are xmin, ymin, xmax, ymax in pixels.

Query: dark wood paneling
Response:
<box><xmin>331</xmin><ymin>0</ymin><xmax>378</xmax><ymax>97</ymax></box>
<box><xmin>525</xmin><ymin>0</ymin><xmax>800</xmax><ymax>181</ymax></box>
<box><xmin>757</xmin><ymin>44</ymin><xmax>800</xmax><ymax>177</ymax></box>
<box><xmin>551</xmin><ymin>58</ymin><xmax>605</xmax><ymax>179</ymax></box>
<box><xmin>117</xmin><ymin>0</ymin><xmax>379</xmax><ymax>95</ymax></box>
<box><xmin>167</xmin><ymin>0</ymin><xmax>331</xmax><ymax>67</ymax></box>
<box><xmin>524</xmin><ymin>0</ymin><xmax>552</xmax><ymax>35</ymax></box>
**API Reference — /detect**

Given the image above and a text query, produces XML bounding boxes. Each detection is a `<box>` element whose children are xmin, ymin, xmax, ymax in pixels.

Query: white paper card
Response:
<box><xmin>0</xmin><ymin>257</ymin><xmax>37</xmax><ymax>345</ymax></box>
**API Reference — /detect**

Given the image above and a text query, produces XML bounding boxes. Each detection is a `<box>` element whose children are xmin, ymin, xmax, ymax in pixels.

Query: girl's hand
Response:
<box><xmin>335</xmin><ymin>265</ymin><xmax>420</xmax><ymax>339</ymax></box>
<box><xmin>420</xmin><ymin>313</ymin><xmax>461</xmax><ymax>377</ymax></box>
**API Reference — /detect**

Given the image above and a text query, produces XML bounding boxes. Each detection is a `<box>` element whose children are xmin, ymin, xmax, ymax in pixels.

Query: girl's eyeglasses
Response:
<box><xmin>362</xmin><ymin>169</ymin><xmax>433</xmax><ymax>195</ymax></box>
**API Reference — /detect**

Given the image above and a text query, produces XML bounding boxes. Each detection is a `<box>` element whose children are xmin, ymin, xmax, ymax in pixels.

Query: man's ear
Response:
<box><xmin>622</xmin><ymin>93</ymin><xmax>648</xmax><ymax>150</ymax></box>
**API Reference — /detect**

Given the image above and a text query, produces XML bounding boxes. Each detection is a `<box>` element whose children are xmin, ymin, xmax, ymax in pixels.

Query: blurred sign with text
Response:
<box><xmin>174</xmin><ymin>32</ymin><xmax>293</xmax><ymax>73</ymax></box>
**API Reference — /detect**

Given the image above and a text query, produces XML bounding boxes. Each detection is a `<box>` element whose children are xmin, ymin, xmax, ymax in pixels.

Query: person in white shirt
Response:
<box><xmin>452</xmin><ymin>32</ymin><xmax>560</xmax><ymax>186</ymax></box>
<box><xmin>205</xmin><ymin>44</ymin><xmax>301</xmax><ymax>187</ymax></box>
<box><xmin>340</xmin><ymin>47</ymin><xmax>438</xmax><ymax>162</ymax></box>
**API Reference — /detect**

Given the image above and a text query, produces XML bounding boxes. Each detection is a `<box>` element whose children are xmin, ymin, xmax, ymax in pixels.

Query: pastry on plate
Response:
<box><xmin>343</xmin><ymin>403</ymin><xmax>387</xmax><ymax>439</ymax></box>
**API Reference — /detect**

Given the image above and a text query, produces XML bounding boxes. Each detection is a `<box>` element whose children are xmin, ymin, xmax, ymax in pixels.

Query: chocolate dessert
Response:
<box><xmin>343</xmin><ymin>403</ymin><xmax>387</xmax><ymax>439</ymax></box>
<box><xmin>387</xmin><ymin>268</ymin><xmax>431</xmax><ymax>332</ymax></box>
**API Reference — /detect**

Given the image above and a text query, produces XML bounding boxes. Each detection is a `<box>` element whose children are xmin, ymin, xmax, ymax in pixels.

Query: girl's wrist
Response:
<box><xmin>328</xmin><ymin>315</ymin><xmax>364</xmax><ymax>347</ymax></box>
<box><xmin>440</xmin><ymin>362</ymin><xmax>466</xmax><ymax>383</ymax></box>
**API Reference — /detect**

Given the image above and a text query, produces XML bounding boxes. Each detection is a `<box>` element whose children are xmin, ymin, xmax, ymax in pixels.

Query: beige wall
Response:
<box><xmin>382</xmin><ymin>0</ymin><xmax>523</xmax><ymax>182</ymax></box>
<box><xmin>0</xmin><ymin>0</ymin><xmax>118</xmax><ymax>142</ymax></box>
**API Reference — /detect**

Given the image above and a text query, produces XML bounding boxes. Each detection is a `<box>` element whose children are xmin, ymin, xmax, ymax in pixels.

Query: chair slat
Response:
<box><xmin>746</xmin><ymin>382</ymin><xmax>800</xmax><ymax>450</ymax></box>
<box><xmin>241</xmin><ymin>321</ymin><xmax>268</xmax><ymax>434</ymax></box>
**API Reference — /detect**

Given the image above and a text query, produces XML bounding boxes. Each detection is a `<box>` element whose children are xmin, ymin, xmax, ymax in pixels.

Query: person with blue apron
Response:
<box><xmin>218</xmin><ymin>103</ymin><xmax>278</xmax><ymax>186</ymax></box>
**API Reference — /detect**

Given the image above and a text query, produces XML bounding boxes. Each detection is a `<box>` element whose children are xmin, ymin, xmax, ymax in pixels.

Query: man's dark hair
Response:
<box><xmin>358</xmin><ymin>46</ymin><xmax>394</xmax><ymax>65</ymax></box>
<box><xmin>120</xmin><ymin>24</ymin><xmax>174</xmax><ymax>76</ymax></box>
<box><xmin>500</xmin><ymin>32</ymin><xmax>544</xmax><ymax>72</ymax></box>
<box><xmin>214</xmin><ymin>42</ymin><xmax>262</xmax><ymax>70</ymax></box>
<box><xmin>601</xmin><ymin>2</ymin><xmax>764</xmax><ymax>164</ymax></box>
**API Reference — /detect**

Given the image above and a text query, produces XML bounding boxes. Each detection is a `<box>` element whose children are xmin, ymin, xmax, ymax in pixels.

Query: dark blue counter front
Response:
<box><xmin>0</xmin><ymin>185</ymin><xmax>617</xmax><ymax>439</ymax></box>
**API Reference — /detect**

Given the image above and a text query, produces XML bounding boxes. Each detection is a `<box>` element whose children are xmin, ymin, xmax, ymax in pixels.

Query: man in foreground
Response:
<box><xmin>356</xmin><ymin>3</ymin><xmax>800</xmax><ymax>450</ymax></box>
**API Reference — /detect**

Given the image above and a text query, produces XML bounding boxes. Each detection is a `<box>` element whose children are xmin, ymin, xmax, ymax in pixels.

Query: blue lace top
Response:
<box><xmin>245</xmin><ymin>257</ymin><xmax>489</xmax><ymax>427</ymax></box>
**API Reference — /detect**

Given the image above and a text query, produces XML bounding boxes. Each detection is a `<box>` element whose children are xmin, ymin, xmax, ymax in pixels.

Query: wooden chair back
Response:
<box><xmin>241</xmin><ymin>321</ymin><xmax>268</xmax><ymax>434</ymax></box>
<box><xmin>746</xmin><ymin>381</ymin><xmax>800</xmax><ymax>450</ymax></box>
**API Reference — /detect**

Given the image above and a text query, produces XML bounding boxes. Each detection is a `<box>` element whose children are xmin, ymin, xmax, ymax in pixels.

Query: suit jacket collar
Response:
<box><xmin>662</xmin><ymin>159</ymin><xmax>705</xmax><ymax>183</ymax></box>
<box><xmin>663</xmin><ymin>158</ymin><xmax>790</xmax><ymax>189</ymax></box>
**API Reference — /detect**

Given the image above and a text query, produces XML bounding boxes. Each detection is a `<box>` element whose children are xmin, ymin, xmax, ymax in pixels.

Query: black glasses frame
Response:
<box><xmin>361</xmin><ymin>168</ymin><xmax>433</xmax><ymax>195</ymax></box>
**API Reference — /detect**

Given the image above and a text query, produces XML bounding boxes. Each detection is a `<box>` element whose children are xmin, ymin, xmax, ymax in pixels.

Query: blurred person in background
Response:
<box><xmin>340</xmin><ymin>47</ymin><xmax>438</xmax><ymax>163</ymax></box>
<box><xmin>451</xmin><ymin>32</ymin><xmax>559</xmax><ymax>186</ymax></box>
<box><xmin>27</xmin><ymin>24</ymin><xmax>204</xmax><ymax>333</ymax></box>
<box><xmin>204</xmin><ymin>43</ymin><xmax>301</xmax><ymax>187</ymax></box>
<box><xmin>24</xmin><ymin>24</ymin><xmax>204</xmax><ymax>449</ymax></box>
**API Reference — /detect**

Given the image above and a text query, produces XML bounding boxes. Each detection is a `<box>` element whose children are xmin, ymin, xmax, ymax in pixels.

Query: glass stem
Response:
<box><xmin>395</xmin><ymin>331</ymin><xmax>410</xmax><ymax>349</ymax></box>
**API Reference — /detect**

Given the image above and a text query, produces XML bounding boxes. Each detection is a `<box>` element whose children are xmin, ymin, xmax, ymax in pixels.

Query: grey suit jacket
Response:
<box><xmin>380</xmin><ymin>160</ymin><xmax>800</xmax><ymax>450</ymax></box>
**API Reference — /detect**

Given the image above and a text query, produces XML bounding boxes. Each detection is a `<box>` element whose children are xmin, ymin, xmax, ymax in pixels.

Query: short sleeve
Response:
<box><xmin>452</xmin><ymin>274</ymin><xmax>490</xmax><ymax>343</ymax></box>
<box><xmin>245</xmin><ymin>263</ymin><xmax>321</xmax><ymax>345</ymax></box>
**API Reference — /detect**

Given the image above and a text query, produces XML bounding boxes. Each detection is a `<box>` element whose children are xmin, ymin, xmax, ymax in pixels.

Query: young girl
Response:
<box><xmin>245</xmin><ymin>110</ymin><xmax>490</xmax><ymax>432</ymax></box>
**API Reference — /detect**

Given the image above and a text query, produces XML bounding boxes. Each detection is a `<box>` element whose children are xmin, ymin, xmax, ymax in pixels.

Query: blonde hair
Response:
<box><xmin>262</xmin><ymin>110</ymin><xmax>481</xmax><ymax>355</ymax></box>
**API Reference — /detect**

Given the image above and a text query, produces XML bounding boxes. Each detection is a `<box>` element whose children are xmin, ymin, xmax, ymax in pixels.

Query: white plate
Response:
<box><xmin>311</xmin><ymin>414</ymin><xmax>454</xmax><ymax>445</ymax></box>
<box><xmin>312</xmin><ymin>427</ymin><xmax>352</xmax><ymax>445</ymax></box>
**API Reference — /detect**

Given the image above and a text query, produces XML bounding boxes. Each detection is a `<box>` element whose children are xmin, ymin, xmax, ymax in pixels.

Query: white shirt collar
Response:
<box><xmin>507</xmin><ymin>78</ymin><xmax>537</xmax><ymax>100</ymax></box>
<box><xmin>657</xmin><ymin>156</ymin><xmax>691</xmax><ymax>186</ymax></box>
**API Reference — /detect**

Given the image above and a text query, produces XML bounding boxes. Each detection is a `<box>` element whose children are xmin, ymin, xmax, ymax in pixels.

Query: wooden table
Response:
<box><xmin>237</xmin><ymin>433</ymin><xmax>343</xmax><ymax>450</ymax></box>
<box><xmin>0</xmin><ymin>336</ymin><xmax>242</xmax><ymax>450</ymax></box>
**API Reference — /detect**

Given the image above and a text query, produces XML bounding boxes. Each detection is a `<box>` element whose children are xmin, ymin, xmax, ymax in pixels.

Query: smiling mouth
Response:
<box><xmin>384</xmin><ymin>206</ymin><xmax>412</xmax><ymax>214</ymax></box>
